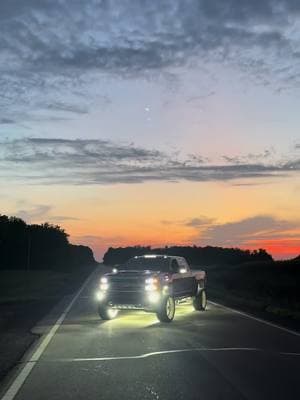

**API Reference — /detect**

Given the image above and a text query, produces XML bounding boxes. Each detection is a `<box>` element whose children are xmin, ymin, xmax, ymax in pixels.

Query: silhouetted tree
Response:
<box><xmin>0</xmin><ymin>214</ymin><xmax>96</xmax><ymax>271</ymax></box>
<box><xmin>103</xmin><ymin>245</ymin><xmax>274</xmax><ymax>266</ymax></box>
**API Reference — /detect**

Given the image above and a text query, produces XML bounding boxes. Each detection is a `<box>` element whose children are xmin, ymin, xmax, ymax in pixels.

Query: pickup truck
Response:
<box><xmin>96</xmin><ymin>254</ymin><xmax>207</xmax><ymax>322</ymax></box>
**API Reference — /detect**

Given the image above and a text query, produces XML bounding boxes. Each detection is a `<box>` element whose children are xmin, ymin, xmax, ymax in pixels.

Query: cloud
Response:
<box><xmin>1</xmin><ymin>1</ymin><xmax>300</xmax><ymax>122</ymax></box>
<box><xmin>198</xmin><ymin>215</ymin><xmax>300</xmax><ymax>247</ymax></box>
<box><xmin>161</xmin><ymin>216</ymin><xmax>214</xmax><ymax>227</ymax></box>
<box><xmin>185</xmin><ymin>217</ymin><xmax>215</xmax><ymax>228</ymax></box>
<box><xmin>73</xmin><ymin>215</ymin><xmax>300</xmax><ymax>260</ymax></box>
<box><xmin>16</xmin><ymin>205</ymin><xmax>52</xmax><ymax>222</ymax></box>
<box><xmin>47</xmin><ymin>215</ymin><xmax>80</xmax><ymax>223</ymax></box>
<box><xmin>15</xmin><ymin>203</ymin><xmax>79</xmax><ymax>223</ymax></box>
<box><xmin>223</xmin><ymin>149</ymin><xmax>276</xmax><ymax>165</ymax></box>
<box><xmin>44</xmin><ymin>102</ymin><xmax>88</xmax><ymax>115</ymax></box>
<box><xmin>0</xmin><ymin>137</ymin><xmax>300</xmax><ymax>185</ymax></box>
<box><xmin>0</xmin><ymin>118</ymin><xmax>15</xmax><ymax>124</ymax></box>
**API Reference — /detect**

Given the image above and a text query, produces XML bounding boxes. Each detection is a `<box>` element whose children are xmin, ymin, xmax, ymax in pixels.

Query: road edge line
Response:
<box><xmin>209</xmin><ymin>300</ymin><xmax>300</xmax><ymax>337</ymax></box>
<box><xmin>1</xmin><ymin>268</ymin><xmax>97</xmax><ymax>400</ymax></box>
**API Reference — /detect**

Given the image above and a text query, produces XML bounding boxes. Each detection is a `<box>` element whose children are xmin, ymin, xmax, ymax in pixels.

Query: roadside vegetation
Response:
<box><xmin>206</xmin><ymin>258</ymin><xmax>300</xmax><ymax>320</ymax></box>
<box><xmin>0</xmin><ymin>214</ymin><xmax>98</xmax><ymax>382</ymax></box>
<box><xmin>103</xmin><ymin>245</ymin><xmax>273</xmax><ymax>265</ymax></box>
<box><xmin>0</xmin><ymin>214</ymin><xmax>96</xmax><ymax>273</ymax></box>
<box><xmin>0</xmin><ymin>267</ymin><xmax>95</xmax><ymax>304</ymax></box>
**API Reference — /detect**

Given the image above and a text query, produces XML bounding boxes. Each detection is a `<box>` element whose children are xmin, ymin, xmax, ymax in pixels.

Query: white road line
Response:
<box><xmin>1</xmin><ymin>269</ymin><xmax>96</xmax><ymax>400</ymax></box>
<box><xmin>46</xmin><ymin>347</ymin><xmax>300</xmax><ymax>363</ymax></box>
<box><xmin>54</xmin><ymin>347</ymin><xmax>263</xmax><ymax>362</ymax></box>
<box><xmin>209</xmin><ymin>300</ymin><xmax>300</xmax><ymax>337</ymax></box>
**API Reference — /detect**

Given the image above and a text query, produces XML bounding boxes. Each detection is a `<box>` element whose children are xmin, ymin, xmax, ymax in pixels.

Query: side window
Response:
<box><xmin>170</xmin><ymin>259</ymin><xmax>180</xmax><ymax>273</ymax></box>
<box><xmin>178</xmin><ymin>258</ymin><xmax>189</xmax><ymax>271</ymax></box>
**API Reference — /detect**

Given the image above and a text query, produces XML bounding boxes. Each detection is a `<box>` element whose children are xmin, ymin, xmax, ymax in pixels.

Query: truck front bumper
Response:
<box><xmin>96</xmin><ymin>290</ymin><xmax>161</xmax><ymax>312</ymax></box>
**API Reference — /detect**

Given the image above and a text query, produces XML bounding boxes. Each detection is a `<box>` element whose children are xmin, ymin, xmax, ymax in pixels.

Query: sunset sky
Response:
<box><xmin>1</xmin><ymin>0</ymin><xmax>300</xmax><ymax>260</ymax></box>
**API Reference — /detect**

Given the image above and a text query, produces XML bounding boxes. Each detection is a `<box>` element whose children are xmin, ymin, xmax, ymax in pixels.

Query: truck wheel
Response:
<box><xmin>156</xmin><ymin>296</ymin><xmax>175</xmax><ymax>322</ymax></box>
<box><xmin>193</xmin><ymin>289</ymin><xmax>207</xmax><ymax>311</ymax></box>
<box><xmin>98</xmin><ymin>304</ymin><xmax>118</xmax><ymax>320</ymax></box>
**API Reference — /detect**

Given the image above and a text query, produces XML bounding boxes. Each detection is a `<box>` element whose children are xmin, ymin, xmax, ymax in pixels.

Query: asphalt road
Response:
<box><xmin>1</xmin><ymin>267</ymin><xmax>300</xmax><ymax>400</ymax></box>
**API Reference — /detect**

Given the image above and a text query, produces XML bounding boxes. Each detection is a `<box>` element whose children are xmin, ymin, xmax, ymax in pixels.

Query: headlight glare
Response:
<box><xmin>100</xmin><ymin>283</ymin><xmax>109</xmax><ymax>291</ymax></box>
<box><xmin>96</xmin><ymin>291</ymin><xmax>106</xmax><ymax>301</ymax></box>
<box><xmin>148</xmin><ymin>292</ymin><xmax>160</xmax><ymax>303</ymax></box>
<box><xmin>145</xmin><ymin>277</ymin><xmax>158</xmax><ymax>285</ymax></box>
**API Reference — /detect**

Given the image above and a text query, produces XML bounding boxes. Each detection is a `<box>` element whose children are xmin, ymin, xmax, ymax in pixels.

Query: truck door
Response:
<box><xmin>170</xmin><ymin>259</ymin><xmax>185</xmax><ymax>296</ymax></box>
<box><xmin>177</xmin><ymin>258</ymin><xmax>197</xmax><ymax>295</ymax></box>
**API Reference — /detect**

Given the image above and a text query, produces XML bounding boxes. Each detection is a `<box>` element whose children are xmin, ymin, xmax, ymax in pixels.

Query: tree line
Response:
<box><xmin>0</xmin><ymin>215</ymin><xmax>96</xmax><ymax>271</ymax></box>
<box><xmin>103</xmin><ymin>245</ymin><xmax>274</xmax><ymax>266</ymax></box>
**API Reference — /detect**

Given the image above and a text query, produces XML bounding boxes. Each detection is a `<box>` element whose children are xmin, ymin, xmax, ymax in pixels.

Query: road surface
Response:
<box><xmin>1</xmin><ymin>267</ymin><xmax>300</xmax><ymax>400</ymax></box>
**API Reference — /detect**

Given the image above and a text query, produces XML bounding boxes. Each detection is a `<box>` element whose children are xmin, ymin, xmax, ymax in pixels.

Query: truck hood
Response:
<box><xmin>107</xmin><ymin>270</ymin><xmax>159</xmax><ymax>278</ymax></box>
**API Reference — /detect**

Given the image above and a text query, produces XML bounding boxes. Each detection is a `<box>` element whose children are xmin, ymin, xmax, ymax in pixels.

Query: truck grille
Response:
<box><xmin>108</xmin><ymin>291</ymin><xmax>144</xmax><ymax>306</ymax></box>
<box><xmin>109</xmin><ymin>276</ymin><xmax>145</xmax><ymax>292</ymax></box>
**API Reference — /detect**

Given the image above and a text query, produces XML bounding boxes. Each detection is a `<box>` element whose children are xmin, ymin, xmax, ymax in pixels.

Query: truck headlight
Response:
<box><xmin>100</xmin><ymin>283</ymin><xmax>109</xmax><ymax>291</ymax></box>
<box><xmin>145</xmin><ymin>277</ymin><xmax>158</xmax><ymax>284</ymax></box>
<box><xmin>145</xmin><ymin>277</ymin><xmax>159</xmax><ymax>291</ymax></box>
<box><xmin>145</xmin><ymin>284</ymin><xmax>158</xmax><ymax>291</ymax></box>
<box><xmin>100</xmin><ymin>276</ymin><xmax>109</xmax><ymax>291</ymax></box>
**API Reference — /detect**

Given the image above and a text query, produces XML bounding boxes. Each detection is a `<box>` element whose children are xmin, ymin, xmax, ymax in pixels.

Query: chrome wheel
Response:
<box><xmin>98</xmin><ymin>304</ymin><xmax>119</xmax><ymax>320</ymax></box>
<box><xmin>156</xmin><ymin>296</ymin><xmax>176</xmax><ymax>322</ymax></box>
<box><xmin>166</xmin><ymin>297</ymin><xmax>175</xmax><ymax>319</ymax></box>
<box><xmin>107</xmin><ymin>308</ymin><xmax>118</xmax><ymax>319</ymax></box>
<box><xmin>193</xmin><ymin>288</ymin><xmax>207</xmax><ymax>311</ymax></box>
<box><xmin>201</xmin><ymin>290</ymin><xmax>207</xmax><ymax>309</ymax></box>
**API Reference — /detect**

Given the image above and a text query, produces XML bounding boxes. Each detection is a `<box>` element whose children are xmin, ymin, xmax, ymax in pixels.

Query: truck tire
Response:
<box><xmin>156</xmin><ymin>296</ymin><xmax>175</xmax><ymax>322</ymax></box>
<box><xmin>193</xmin><ymin>288</ymin><xmax>207</xmax><ymax>311</ymax></box>
<box><xmin>98</xmin><ymin>304</ymin><xmax>118</xmax><ymax>320</ymax></box>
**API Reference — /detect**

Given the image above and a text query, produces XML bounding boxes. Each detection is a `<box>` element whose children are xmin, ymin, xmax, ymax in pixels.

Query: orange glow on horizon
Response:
<box><xmin>4</xmin><ymin>178</ymin><xmax>300</xmax><ymax>262</ymax></box>
<box><xmin>244</xmin><ymin>238</ymin><xmax>300</xmax><ymax>260</ymax></box>
<box><xmin>71</xmin><ymin>233</ymin><xmax>300</xmax><ymax>261</ymax></box>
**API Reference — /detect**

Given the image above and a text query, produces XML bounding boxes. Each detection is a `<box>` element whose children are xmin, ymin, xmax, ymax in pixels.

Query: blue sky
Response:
<box><xmin>1</xmin><ymin>0</ymin><xmax>300</xmax><ymax>259</ymax></box>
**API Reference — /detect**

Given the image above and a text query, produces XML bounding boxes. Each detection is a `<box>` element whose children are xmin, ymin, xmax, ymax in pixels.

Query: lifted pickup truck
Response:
<box><xmin>96</xmin><ymin>254</ymin><xmax>207</xmax><ymax>322</ymax></box>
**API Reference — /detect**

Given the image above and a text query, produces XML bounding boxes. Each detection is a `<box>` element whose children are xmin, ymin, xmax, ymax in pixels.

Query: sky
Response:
<box><xmin>0</xmin><ymin>0</ymin><xmax>300</xmax><ymax>260</ymax></box>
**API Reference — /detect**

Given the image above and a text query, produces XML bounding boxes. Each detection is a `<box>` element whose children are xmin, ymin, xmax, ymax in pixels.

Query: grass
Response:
<box><xmin>0</xmin><ymin>266</ymin><xmax>96</xmax><ymax>304</ymax></box>
<box><xmin>196</xmin><ymin>262</ymin><xmax>300</xmax><ymax>320</ymax></box>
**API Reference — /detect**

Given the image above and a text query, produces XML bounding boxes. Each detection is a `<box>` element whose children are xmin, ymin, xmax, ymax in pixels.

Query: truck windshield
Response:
<box><xmin>123</xmin><ymin>257</ymin><xmax>170</xmax><ymax>272</ymax></box>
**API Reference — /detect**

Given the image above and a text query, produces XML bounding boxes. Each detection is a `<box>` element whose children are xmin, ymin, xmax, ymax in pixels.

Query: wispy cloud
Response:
<box><xmin>222</xmin><ymin>149</ymin><xmax>276</xmax><ymax>165</ymax></box>
<box><xmin>185</xmin><ymin>217</ymin><xmax>216</xmax><ymax>228</ymax></box>
<box><xmin>163</xmin><ymin>216</ymin><xmax>215</xmax><ymax>227</ymax></box>
<box><xmin>16</xmin><ymin>205</ymin><xmax>52</xmax><ymax>222</ymax></box>
<box><xmin>1</xmin><ymin>1</ymin><xmax>300</xmax><ymax>123</ymax></box>
<box><xmin>15</xmin><ymin>203</ymin><xmax>79</xmax><ymax>224</ymax></box>
<box><xmin>194</xmin><ymin>215</ymin><xmax>300</xmax><ymax>248</ymax></box>
<box><xmin>0</xmin><ymin>137</ymin><xmax>299</xmax><ymax>185</ymax></box>
<box><xmin>0</xmin><ymin>118</ymin><xmax>15</xmax><ymax>124</ymax></box>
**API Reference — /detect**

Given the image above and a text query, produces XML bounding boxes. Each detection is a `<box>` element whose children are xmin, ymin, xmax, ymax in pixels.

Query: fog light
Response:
<box><xmin>148</xmin><ymin>292</ymin><xmax>160</xmax><ymax>303</ymax></box>
<box><xmin>96</xmin><ymin>291</ymin><xmax>106</xmax><ymax>301</ymax></box>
